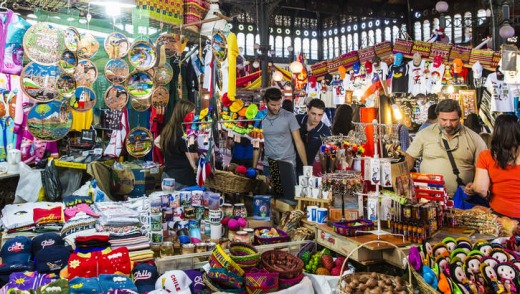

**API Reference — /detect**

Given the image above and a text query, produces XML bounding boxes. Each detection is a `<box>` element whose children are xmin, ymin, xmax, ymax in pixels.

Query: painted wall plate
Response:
<box><xmin>127</xmin><ymin>71</ymin><xmax>154</xmax><ymax>100</ymax></box>
<box><xmin>59</xmin><ymin>50</ymin><xmax>78</xmax><ymax>74</ymax></box>
<box><xmin>70</xmin><ymin>86</ymin><xmax>96</xmax><ymax>112</ymax></box>
<box><xmin>64</xmin><ymin>27</ymin><xmax>80</xmax><ymax>52</ymax></box>
<box><xmin>128</xmin><ymin>41</ymin><xmax>157</xmax><ymax>71</ymax></box>
<box><xmin>151</xmin><ymin>86</ymin><xmax>169</xmax><ymax>109</ymax></box>
<box><xmin>211</xmin><ymin>31</ymin><xmax>228</xmax><ymax>62</ymax></box>
<box><xmin>57</xmin><ymin>74</ymin><xmax>76</xmax><ymax>98</ymax></box>
<box><xmin>126</xmin><ymin>127</ymin><xmax>153</xmax><ymax>158</ymax></box>
<box><xmin>104</xmin><ymin>85</ymin><xmax>129</xmax><ymax>110</ymax></box>
<box><xmin>77</xmin><ymin>33</ymin><xmax>100</xmax><ymax>59</ymax></box>
<box><xmin>74</xmin><ymin>59</ymin><xmax>98</xmax><ymax>87</ymax></box>
<box><xmin>23</xmin><ymin>22</ymin><xmax>65</xmax><ymax>65</ymax></box>
<box><xmin>21</xmin><ymin>62</ymin><xmax>61</xmax><ymax>102</ymax></box>
<box><xmin>105</xmin><ymin>58</ymin><xmax>129</xmax><ymax>85</ymax></box>
<box><xmin>104</xmin><ymin>32</ymin><xmax>130</xmax><ymax>59</ymax></box>
<box><xmin>27</xmin><ymin>101</ymin><xmax>72</xmax><ymax>142</ymax></box>
<box><xmin>154</xmin><ymin>62</ymin><xmax>173</xmax><ymax>85</ymax></box>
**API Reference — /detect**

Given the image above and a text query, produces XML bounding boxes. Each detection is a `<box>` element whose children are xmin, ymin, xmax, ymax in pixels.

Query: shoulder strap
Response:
<box><xmin>442</xmin><ymin>138</ymin><xmax>465</xmax><ymax>186</ymax></box>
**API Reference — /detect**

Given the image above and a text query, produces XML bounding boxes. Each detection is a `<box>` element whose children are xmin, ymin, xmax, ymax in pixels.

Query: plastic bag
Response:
<box><xmin>14</xmin><ymin>162</ymin><xmax>43</xmax><ymax>203</ymax></box>
<box><xmin>41</xmin><ymin>159</ymin><xmax>63</xmax><ymax>202</ymax></box>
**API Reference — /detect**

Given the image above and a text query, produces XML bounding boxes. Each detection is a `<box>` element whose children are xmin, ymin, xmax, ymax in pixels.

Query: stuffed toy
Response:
<box><xmin>408</xmin><ymin>246</ymin><xmax>422</xmax><ymax>271</ymax></box>
<box><xmin>496</xmin><ymin>262</ymin><xmax>520</xmax><ymax>293</ymax></box>
<box><xmin>464</xmin><ymin>255</ymin><xmax>484</xmax><ymax>293</ymax></box>
<box><xmin>450</xmin><ymin>248</ymin><xmax>468</xmax><ymax>263</ymax></box>
<box><xmin>434</xmin><ymin>243</ymin><xmax>449</xmax><ymax>258</ymax></box>
<box><xmin>423</xmin><ymin>265</ymin><xmax>439</xmax><ymax>290</ymax></box>
<box><xmin>480</xmin><ymin>262</ymin><xmax>505</xmax><ymax>293</ymax></box>
<box><xmin>443</xmin><ymin>237</ymin><xmax>457</xmax><ymax>253</ymax></box>
<box><xmin>490</xmin><ymin>248</ymin><xmax>511</xmax><ymax>263</ymax></box>
<box><xmin>449</xmin><ymin>258</ymin><xmax>474</xmax><ymax>294</ymax></box>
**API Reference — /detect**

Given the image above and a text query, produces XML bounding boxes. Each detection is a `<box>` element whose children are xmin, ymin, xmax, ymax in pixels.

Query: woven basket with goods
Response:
<box><xmin>204</xmin><ymin>169</ymin><xmax>263</xmax><ymax>194</ymax></box>
<box><xmin>261</xmin><ymin>250</ymin><xmax>304</xmax><ymax>280</ymax></box>
<box><xmin>253</xmin><ymin>227</ymin><xmax>290</xmax><ymax>245</ymax></box>
<box><xmin>338</xmin><ymin>241</ymin><xmax>413</xmax><ymax>294</ymax></box>
<box><xmin>229</xmin><ymin>242</ymin><xmax>261</xmax><ymax>270</ymax></box>
<box><xmin>333</xmin><ymin>219</ymin><xmax>374</xmax><ymax>237</ymax></box>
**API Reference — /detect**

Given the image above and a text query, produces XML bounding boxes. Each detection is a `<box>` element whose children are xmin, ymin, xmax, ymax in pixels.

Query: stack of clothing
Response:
<box><xmin>110</xmin><ymin>234</ymin><xmax>153</xmax><ymax>263</ymax></box>
<box><xmin>60</xmin><ymin>196</ymin><xmax>99</xmax><ymax>247</ymax></box>
<box><xmin>1</xmin><ymin>202</ymin><xmax>64</xmax><ymax>234</ymax></box>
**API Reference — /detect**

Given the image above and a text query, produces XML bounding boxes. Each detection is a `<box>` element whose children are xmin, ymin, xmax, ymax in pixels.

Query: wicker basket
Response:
<box><xmin>333</xmin><ymin>219</ymin><xmax>374</xmax><ymax>237</ymax></box>
<box><xmin>261</xmin><ymin>250</ymin><xmax>304</xmax><ymax>280</ymax></box>
<box><xmin>203</xmin><ymin>272</ymin><xmax>246</xmax><ymax>293</ymax></box>
<box><xmin>229</xmin><ymin>242</ymin><xmax>261</xmax><ymax>270</ymax></box>
<box><xmin>411</xmin><ymin>266</ymin><xmax>438</xmax><ymax>294</ymax></box>
<box><xmin>204</xmin><ymin>170</ymin><xmax>262</xmax><ymax>194</ymax></box>
<box><xmin>338</xmin><ymin>240</ymin><xmax>413</xmax><ymax>294</ymax></box>
<box><xmin>254</xmin><ymin>227</ymin><xmax>291</xmax><ymax>245</ymax></box>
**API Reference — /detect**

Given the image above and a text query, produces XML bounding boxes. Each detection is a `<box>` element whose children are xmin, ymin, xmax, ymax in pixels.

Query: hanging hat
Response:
<box><xmin>183</xmin><ymin>112</ymin><xmax>194</xmax><ymax>124</ymax></box>
<box><xmin>238</xmin><ymin>106</ymin><xmax>248</xmax><ymax>117</ymax></box>
<box><xmin>472</xmin><ymin>61</ymin><xmax>483</xmax><ymax>78</ymax></box>
<box><xmin>199</xmin><ymin>107</ymin><xmax>209</xmax><ymax>120</ymax></box>
<box><xmin>245</xmin><ymin>104</ymin><xmax>258</xmax><ymax>120</ymax></box>
<box><xmin>230</xmin><ymin>99</ymin><xmax>244</xmax><ymax>113</ymax></box>
<box><xmin>453</xmin><ymin>58</ymin><xmax>464</xmax><ymax>74</ymax></box>
<box><xmin>365</xmin><ymin>61</ymin><xmax>373</xmax><ymax>74</ymax></box>
<box><xmin>338</xmin><ymin>66</ymin><xmax>347</xmax><ymax>79</ymax></box>
<box><xmin>221</xmin><ymin>93</ymin><xmax>233</xmax><ymax>108</ymax></box>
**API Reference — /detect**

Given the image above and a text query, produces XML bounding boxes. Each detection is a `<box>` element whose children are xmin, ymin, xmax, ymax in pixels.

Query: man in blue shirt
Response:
<box><xmin>296</xmin><ymin>99</ymin><xmax>332</xmax><ymax>176</ymax></box>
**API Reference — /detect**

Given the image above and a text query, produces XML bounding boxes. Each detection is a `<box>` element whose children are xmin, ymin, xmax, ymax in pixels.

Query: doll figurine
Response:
<box><xmin>464</xmin><ymin>255</ymin><xmax>485</xmax><ymax>293</ymax></box>
<box><xmin>450</xmin><ymin>260</ymin><xmax>475</xmax><ymax>294</ymax></box>
<box><xmin>496</xmin><ymin>262</ymin><xmax>520</xmax><ymax>293</ymax></box>
<box><xmin>434</xmin><ymin>243</ymin><xmax>450</xmax><ymax>259</ymax></box>
<box><xmin>435</xmin><ymin>254</ymin><xmax>451</xmax><ymax>278</ymax></box>
<box><xmin>480</xmin><ymin>262</ymin><xmax>505</xmax><ymax>294</ymax></box>
<box><xmin>450</xmin><ymin>248</ymin><xmax>468</xmax><ymax>263</ymax></box>
<box><xmin>490</xmin><ymin>248</ymin><xmax>511</xmax><ymax>263</ymax></box>
<box><xmin>474</xmin><ymin>241</ymin><xmax>493</xmax><ymax>256</ymax></box>
<box><xmin>443</xmin><ymin>237</ymin><xmax>457</xmax><ymax>253</ymax></box>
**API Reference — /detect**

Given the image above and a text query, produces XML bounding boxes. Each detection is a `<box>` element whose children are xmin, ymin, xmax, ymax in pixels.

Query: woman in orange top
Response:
<box><xmin>466</xmin><ymin>114</ymin><xmax>520</xmax><ymax>219</ymax></box>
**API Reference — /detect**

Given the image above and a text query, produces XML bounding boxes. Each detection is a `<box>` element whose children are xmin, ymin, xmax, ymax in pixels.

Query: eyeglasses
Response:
<box><xmin>439</xmin><ymin>135</ymin><xmax>459</xmax><ymax>152</ymax></box>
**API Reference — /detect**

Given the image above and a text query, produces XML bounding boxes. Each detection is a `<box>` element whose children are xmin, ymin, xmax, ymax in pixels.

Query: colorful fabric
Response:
<box><xmin>136</xmin><ymin>0</ymin><xmax>183</xmax><ymax>25</ymax></box>
<box><xmin>411</xmin><ymin>40</ymin><xmax>432</xmax><ymax>59</ymax></box>
<box><xmin>469</xmin><ymin>49</ymin><xmax>494</xmax><ymax>69</ymax></box>
<box><xmin>430</xmin><ymin>42</ymin><xmax>452</xmax><ymax>63</ymax></box>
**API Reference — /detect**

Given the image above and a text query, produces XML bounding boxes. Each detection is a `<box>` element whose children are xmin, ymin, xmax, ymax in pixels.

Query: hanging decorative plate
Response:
<box><xmin>64</xmin><ymin>27</ymin><xmax>80</xmax><ymax>52</ymax></box>
<box><xmin>27</xmin><ymin>100</ymin><xmax>72</xmax><ymax>142</ymax></box>
<box><xmin>151</xmin><ymin>86</ymin><xmax>169</xmax><ymax>109</ymax></box>
<box><xmin>211</xmin><ymin>31</ymin><xmax>228</xmax><ymax>62</ymax></box>
<box><xmin>128</xmin><ymin>41</ymin><xmax>157</xmax><ymax>71</ymax></box>
<box><xmin>126</xmin><ymin>127</ymin><xmax>153</xmax><ymax>158</ymax></box>
<box><xmin>127</xmin><ymin>71</ymin><xmax>154</xmax><ymax>100</ymax></box>
<box><xmin>130</xmin><ymin>94</ymin><xmax>151</xmax><ymax>112</ymax></box>
<box><xmin>21</xmin><ymin>62</ymin><xmax>61</xmax><ymax>102</ymax></box>
<box><xmin>70</xmin><ymin>86</ymin><xmax>96</xmax><ymax>112</ymax></box>
<box><xmin>57</xmin><ymin>74</ymin><xmax>76</xmax><ymax>98</ymax></box>
<box><xmin>77</xmin><ymin>33</ymin><xmax>99</xmax><ymax>59</ymax></box>
<box><xmin>156</xmin><ymin>34</ymin><xmax>178</xmax><ymax>59</ymax></box>
<box><xmin>105</xmin><ymin>58</ymin><xmax>129</xmax><ymax>85</ymax></box>
<box><xmin>23</xmin><ymin>22</ymin><xmax>65</xmax><ymax>65</ymax></box>
<box><xmin>74</xmin><ymin>59</ymin><xmax>98</xmax><ymax>87</ymax></box>
<box><xmin>59</xmin><ymin>50</ymin><xmax>78</xmax><ymax>74</ymax></box>
<box><xmin>154</xmin><ymin>63</ymin><xmax>173</xmax><ymax>85</ymax></box>
<box><xmin>104</xmin><ymin>85</ymin><xmax>129</xmax><ymax>110</ymax></box>
<box><xmin>104</xmin><ymin>32</ymin><xmax>130</xmax><ymax>59</ymax></box>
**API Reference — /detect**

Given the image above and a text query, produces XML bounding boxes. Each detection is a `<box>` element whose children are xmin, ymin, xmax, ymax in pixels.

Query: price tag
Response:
<box><xmin>234</xmin><ymin>134</ymin><xmax>241</xmax><ymax>143</ymax></box>
<box><xmin>252</xmin><ymin>139</ymin><xmax>260</xmax><ymax>148</ymax></box>
<box><xmin>227</xmin><ymin>129</ymin><xmax>233</xmax><ymax>138</ymax></box>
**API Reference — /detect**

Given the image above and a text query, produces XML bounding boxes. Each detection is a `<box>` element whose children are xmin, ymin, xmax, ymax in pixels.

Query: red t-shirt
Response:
<box><xmin>476</xmin><ymin>150</ymin><xmax>520</xmax><ymax>218</ymax></box>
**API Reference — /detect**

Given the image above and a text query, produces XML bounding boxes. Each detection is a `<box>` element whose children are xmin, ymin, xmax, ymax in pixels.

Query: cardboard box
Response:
<box><xmin>126</xmin><ymin>162</ymin><xmax>163</xmax><ymax>197</ymax></box>
<box><xmin>328</xmin><ymin>208</ymin><xmax>359</xmax><ymax>223</ymax></box>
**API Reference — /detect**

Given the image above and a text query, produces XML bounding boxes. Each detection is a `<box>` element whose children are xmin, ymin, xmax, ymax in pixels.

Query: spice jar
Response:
<box><xmin>196</xmin><ymin>243</ymin><xmax>207</xmax><ymax>253</ymax></box>
<box><xmin>151</xmin><ymin>243</ymin><xmax>161</xmax><ymax>259</ymax></box>
<box><xmin>160</xmin><ymin>242</ymin><xmax>174</xmax><ymax>257</ymax></box>
<box><xmin>182</xmin><ymin>243</ymin><xmax>195</xmax><ymax>254</ymax></box>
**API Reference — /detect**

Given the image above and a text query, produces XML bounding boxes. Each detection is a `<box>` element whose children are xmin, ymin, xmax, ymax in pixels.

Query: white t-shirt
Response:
<box><xmin>408</xmin><ymin>60</ymin><xmax>426</xmax><ymax>96</ymax></box>
<box><xmin>321</xmin><ymin>85</ymin><xmax>334</xmax><ymax>108</ymax></box>
<box><xmin>305</xmin><ymin>84</ymin><xmax>321</xmax><ymax>100</ymax></box>
<box><xmin>427</xmin><ymin>63</ymin><xmax>445</xmax><ymax>94</ymax></box>
<box><xmin>485</xmin><ymin>73</ymin><xmax>515</xmax><ymax>112</ymax></box>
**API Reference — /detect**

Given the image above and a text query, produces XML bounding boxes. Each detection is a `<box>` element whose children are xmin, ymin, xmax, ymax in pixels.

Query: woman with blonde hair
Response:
<box><xmin>160</xmin><ymin>100</ymin><xmax>198</xmax><ymax>189</ymax></box>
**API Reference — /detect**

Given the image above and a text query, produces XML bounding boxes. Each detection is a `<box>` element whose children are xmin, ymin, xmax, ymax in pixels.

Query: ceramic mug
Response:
<box><xmin>208</xmin><ymin>193</ymin><xmax>224</xmax><ymax>210</ymax></box>
<box><xmin>202</xmin><ymin>192</ymin><xmax>211</xmax><ymax>208</ymax></box>
<box><xmin>210</xmin><ymin>223</ymin><xmax>225</xmax><ymax>240</ymax></box>
<box><xmin>194</xmin><ymin>205</ymin><xmax>205</xmax><ymax>220</ymax></box>
<box><xmin>209</xmin><ymin>209</ymin><xmax>224</xmax><ymax>223</ymax></box>
<box><xmin>180</xmin><ymin>191</ymin><xmax>192</xmax><ymax>207</ymax></box>
<box><xmin>295</xmin><ymin>185</ymin><xmax>302</xmax><ymax>198</ymax></box>
<box><xmin>191</xmin><ymin>191</ymin><xmax>203</xmax><ymax>206</ymax></box>
<box><xmin>162</xmin><ymin>178</ymin><xmax>175</xmax><ymax>192</ymax></box>
<box><xmin>175</xmin><ymin>220</ymin><xmax>189</xmax><ymax>230</ymax></box>
<box><xmin>222</xmin><ymin>203</ymin><xmax>234</xmax><ymax>217</ymax></box>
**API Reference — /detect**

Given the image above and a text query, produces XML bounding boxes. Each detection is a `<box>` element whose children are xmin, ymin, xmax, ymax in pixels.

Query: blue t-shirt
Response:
<box><xmin>295</xmin><ymin>113</ymin><xmax>331</xmax><ymax>173</ymax></box>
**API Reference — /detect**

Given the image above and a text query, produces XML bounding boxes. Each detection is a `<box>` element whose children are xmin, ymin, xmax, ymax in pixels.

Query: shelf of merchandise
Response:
<box><xmin>155</xmin><ymin>240</ymin><xmax>308</xmax><ymax>273</ymax></box>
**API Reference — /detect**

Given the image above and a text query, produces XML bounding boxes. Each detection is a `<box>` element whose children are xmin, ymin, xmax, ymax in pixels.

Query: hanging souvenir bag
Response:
<box><xmin>469</xmin><ymin>49</ymin><xmax>495</xmax><ymax>69</ymax></box>
<box><xmin>358</xmin><ymin>46</ymin><xmax>375</xmax><ymax>64</ymax></box>
<box><xmin>449</xmin><ymin>45</ymin><xmax>472</xmax><ymax>63</ymax></box>
<box><xmin>430</xmin><ymin>42</ymin><xmax>452</xmax><ymax>63</ymax></box>
<box><xmin>0</xmin><ymin>10</ymin><xmax>30</xmax><ymax>75</ymax></box>
<box><xmin>393</xmin><ymin>39</ymin><xmax>413</xmax><ymax>56</ymax></box>
<box><xmin>311</xmin><ymin>61</ymin><xmax>328</xmax><ymax>79</ymax></box>
<box><xmin>411</xmin><ymin>40</ymin><xmax>432</xmax><ymax>59</ymax></box>
<box><xmin>374</xmin><ymin>41</ymin><xmax>393</xmax><ymax>61</ymax></box>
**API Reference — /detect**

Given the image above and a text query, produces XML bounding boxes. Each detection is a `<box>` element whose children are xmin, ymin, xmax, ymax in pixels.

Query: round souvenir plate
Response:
<box><xmin>130</xmin><ymin>94</ymin><xmax>151</xmax><ymax>112</ymax></box>
<box><xmin>104</xmin><ymin>32</ymin><xmax>130</xmax><ymax>59</ymax></box>
<box><xmin>126</xmin><ymin>127</ymin><xmax>153</xmax><ymax>158</ymax></box>
<box><xmin>127</xmin><ymin>71</ymin><xmax>154</xmax><ymax>100</ymax></box>
<box><xmin>151</xmin><ymin>86</ymin><xmax>169</xmax><ymax>109</ymax></box>
<box><xmin>154</xmin><ymin>63</ymin><xmax>173</xmax><ymax>85</ymax></box>
<box><xmin>21</xmin><ymin>62</ymin><xmax>61</xmax><ymax>102</ymax></box>
<box><xmin>23</xmin><ymin>22</ymin><xmax>65</xmax><ymax>65</ymax></box>
<box><xmin>70</xmin><ymin>86</ymin><xmax>96</xmax><ymax>112</ymax></box>
<box><xmin>27</xmin><ymin>101</ymin><xmax>72</xmax><ymax>142</ymax></box>
<box><xmin>77</xmin><ymin>33</ymin><xmax>100</xmax><ymax>59</ymax></box>
<box><xmin>57</xmin><ymin>74</ymin><xmax>76</xmax><ymax>98</ymax></box>
<box><xmin>128</xmin><ymin>41</ymin><xmax>157</xmax><ymax>71</ymax></box>
<box><xmin>74</xmin><ymin>59</ymin><xmax>98</xmax><ymax>87</ymax></box>
<box><xmin>211</xmin><ymin>31</ymin><xmax>228</xmax><ymax>62</ymax></box>
<box><xmin>64</xmin><ymin>27</ymin><xmax>80</xmax><ymax>52</ymax></box>
<box><xmin>105</xmin><ymin>58</ymin><xmax>130</xmax><ymax>85</ymax></box>
<box><xmin>156</xmin><ymin>34</ymin><xmax>178</xmax><ymax>58</ymax></box>
<box><xmin>59</xmin><ymin>50</ymin><xmax>78</xmax><ymax>74</ymax></box>
<box><xmin>104</xmin><ymin>85</ymin><xmax>129</xmax><ymax>110</ymax></box>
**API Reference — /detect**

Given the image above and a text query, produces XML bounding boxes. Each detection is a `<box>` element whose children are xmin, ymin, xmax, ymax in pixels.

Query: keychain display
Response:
<box><xmin>21</xmin><ymin>62</ymin><xmax>61</xmax><ymax>102</ymax></box>
<box><xmin>27</xmin><ymin>101</ymin><xmax>72</xmax><ymax>141</ymax></box>
<box><xmin>129</xmin><ymin>41</ymin><xmax>157</xmax><ymax>71</ymax></box>
<box><xmin>64</xmin><ymin>27</ymin><xmax>80</xmax><ymax>52</ymax></box>
<box><xmin>23</xmin><ymin>22</ymin><xmax>65</xmax><ymax>65</ymax></box>
<box><xmin>56</xmin><ymin>74</ymin><xmax>76</xmax><ymax>98</ymax></box>
<box><xmin>104</xmin><ymin>32</ymin><xmax>130</xmax><ymax>59</ymax></box>
<box><xmin>77</xmin><ymin>33</ymin><xmax>100</xmax><ymax>59</ymax></box>
<box><xmin>126</xmin><ymin>127</ymin><xmax>153</xmax><ymax>158</ymax></box>
<box><xmin>59</xmin><ymin>50</ymin><xmax>77</xmax><ymax>74</ymax></box>
<box><xmin>105</xmin><ymin>58</ymin><xmax>130</xmax><ymax>84</ymax></box>
<box><xmin>74</xmin><ymin>59</ymin><xmax>98</xmax><ymax>87</ymax></box>
<box><xmin>104</xmin><ymin>85</ymin><xmax>129</xmax><ymax>110</ymax></box>
<box><xmin>70</xmin><ymin>86</ymin><xmax>96</xmax><ymax>112</ymax></box>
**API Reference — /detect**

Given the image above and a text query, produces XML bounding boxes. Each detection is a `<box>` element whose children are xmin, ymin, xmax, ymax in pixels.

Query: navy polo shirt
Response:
<box><xmin>295</xmin><ymin>113</ymin><xmax>331</xmax><ymax>174</ymax></box>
